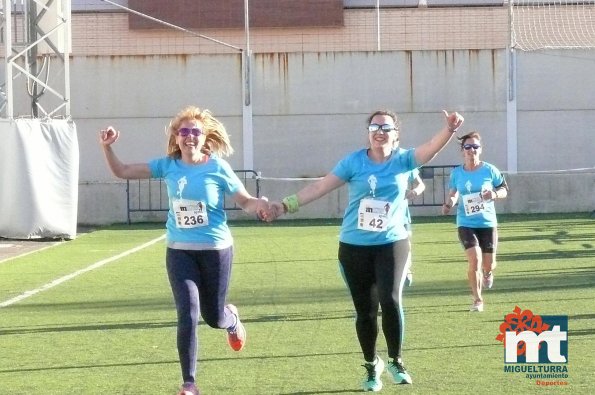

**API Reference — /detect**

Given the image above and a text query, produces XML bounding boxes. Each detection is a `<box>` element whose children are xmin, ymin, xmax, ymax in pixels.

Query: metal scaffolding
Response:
<box><xmin>1</xmin><ymin>0</ymin><xmax>71</xmax><ymax>118</ymax></box>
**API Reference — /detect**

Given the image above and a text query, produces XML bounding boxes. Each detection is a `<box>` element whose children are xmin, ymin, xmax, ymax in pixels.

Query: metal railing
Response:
<box><xmin>126</xmin><ymin>170</ymin><xmax>261</xmax><ymax>224</ymax></box>
<box><xmin>125</xmin><ymin>166</ymin><xmax>453</xmax><ymax>223</ymax></box>
<box><xmin>409</xmin><ymin>165</ymin><xmax>456</xmax><ymax>207</ymax></box>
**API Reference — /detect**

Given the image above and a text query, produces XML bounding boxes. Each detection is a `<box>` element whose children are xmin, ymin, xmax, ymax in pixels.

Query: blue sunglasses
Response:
<box><xmin>178</xmin><ymin>127</ymin><xmax>203</xmax><ymax>137</ymax></box>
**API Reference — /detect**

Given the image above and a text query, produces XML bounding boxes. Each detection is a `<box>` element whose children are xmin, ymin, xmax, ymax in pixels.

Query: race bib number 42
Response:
<box><xmin>173</xmin><ymin>199</ymin><xmax>208</xmax><ymax>228</ymax></box>
<box><xmin>358</xmin><ymin>198</ymin><xmax>390</xmax><ymax>232</ymax></box>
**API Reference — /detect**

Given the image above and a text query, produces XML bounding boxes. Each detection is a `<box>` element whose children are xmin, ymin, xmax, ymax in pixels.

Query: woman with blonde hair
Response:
<box><xmin>99</xmin><ymin>105</ymin><xmax>269</xmax><ymax>395</ymax></box>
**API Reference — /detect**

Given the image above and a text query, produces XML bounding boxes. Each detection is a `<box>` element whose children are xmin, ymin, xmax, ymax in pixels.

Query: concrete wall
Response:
<box><xmin>70</xmin><ymin>48</ymin><xmax>594</xmax><ymax>225</ymax></box>
<box><xmin>2</xmin><ymin>7</ymin><xmax>593</xmax><ymax>230</ymax></box>
<box><xmin>78</xmin><ymin>171</ymin><xmax>595</xmax><ymax>225</ymax></box>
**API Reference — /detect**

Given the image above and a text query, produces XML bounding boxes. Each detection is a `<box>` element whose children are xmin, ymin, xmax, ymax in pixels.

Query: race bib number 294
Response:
<box><xmin>462</xmin><ymin>192</ymin><xmax>488</xmax><ymax>216</ymax></box>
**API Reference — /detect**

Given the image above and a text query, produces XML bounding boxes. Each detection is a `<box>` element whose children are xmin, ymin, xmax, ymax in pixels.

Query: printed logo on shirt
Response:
<box><xmin>368</xmin><ymin>175</ymin><xmax>378</xmax><ymax>197</ymax></box>
<box><xmin>177</xmin><ymin>176</ymin><xmax>188</xmax><ymax>198</ymax></box>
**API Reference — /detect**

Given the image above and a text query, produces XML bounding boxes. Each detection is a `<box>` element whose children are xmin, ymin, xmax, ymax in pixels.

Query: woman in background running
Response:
<box><xmin>442</xmin><ymin>131</ymin><xmax>508</xmax><ymax>313</ymax></box>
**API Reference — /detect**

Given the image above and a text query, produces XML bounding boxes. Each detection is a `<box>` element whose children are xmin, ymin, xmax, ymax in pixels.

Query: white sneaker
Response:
<box><xmin>470</xmin><ymin>300</ymin><xmax>484</xmax><ymax>312</ymax></box>
<box><xmin>483</xmin><ymin>272</ymin><xmax>494</xmax><ymax>289</ymax></box>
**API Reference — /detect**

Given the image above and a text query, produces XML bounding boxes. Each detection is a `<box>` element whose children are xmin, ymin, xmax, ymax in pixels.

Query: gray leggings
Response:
<box><xmin>166</xmin><ymin>247</ymin><xmax>236</xmax><ymax>383</ymax></box>
<box><xmin>338</xmin><ymin>239</ymin><xmax>410</xmax><ymax>362</ymax></box>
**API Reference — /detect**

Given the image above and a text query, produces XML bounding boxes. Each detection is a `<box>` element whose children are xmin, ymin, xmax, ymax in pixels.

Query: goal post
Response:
<box><xmin>510</xmin><ymin>0</ymin><xmax>595</xmax><ymax>51</ymax></box>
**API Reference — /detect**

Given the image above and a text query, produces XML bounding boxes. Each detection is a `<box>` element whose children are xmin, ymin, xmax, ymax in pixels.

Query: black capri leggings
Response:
<box><xmin>338</xmin><ymin>239</ymin><xmax>410</xmax><ymax>362</ymax></box>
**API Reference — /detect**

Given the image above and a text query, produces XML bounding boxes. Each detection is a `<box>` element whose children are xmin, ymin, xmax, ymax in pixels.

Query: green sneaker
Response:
<box><xmin>387</xmin><ymin>359</ymin><xmax>412</xmax><ymax>384</ymax></box>
<box><xmin>361</xmin><ymin>357</ymin><xmax>384</xmax><ymax>392</ymax></box>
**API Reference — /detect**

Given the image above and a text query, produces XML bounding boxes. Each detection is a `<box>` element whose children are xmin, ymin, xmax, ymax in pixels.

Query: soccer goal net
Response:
<box><xmin>510</xmin><ymin>0</ymin><xmax>595</xmax><ymax>50</ymax></box>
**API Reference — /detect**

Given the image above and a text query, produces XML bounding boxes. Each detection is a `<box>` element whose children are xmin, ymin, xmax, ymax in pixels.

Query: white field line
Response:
<box><xmin>0</xmin><ymin>234</ymin><xmax>166</xmax><ymax>308</ymax></box>
<box><xmin>0</xmin><ymin>241</ymin><xmax>63</xmax><ymax>265</ymax></box>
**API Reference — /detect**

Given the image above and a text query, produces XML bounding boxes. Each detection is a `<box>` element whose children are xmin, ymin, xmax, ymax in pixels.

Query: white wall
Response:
<box><xmin>66</xmin><ymin>49</ymin><xmax>594</xmax><ymax>224</ymax></box>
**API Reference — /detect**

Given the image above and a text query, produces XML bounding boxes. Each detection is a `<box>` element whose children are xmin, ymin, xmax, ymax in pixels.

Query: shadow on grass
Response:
<box><xmin>406</xmin><ymin>268</ymin><xmax>594</xmax><ymax>299</ymax></box>
<box><xmin>0</xmin><ymin>341</ymin><xmax>499</xmax><ymax>378</ymax></box>
<box><xmin>484</xmin><ymin>271</ymin><xmax>595</xmax><ymax>294</ymax></box>
<box><xmin>0</xmin><ymin>358</ymin><xmax>180</xmax><ymax>374</ymax></box>
<box><xmin>508</xmin><ymin>266</ymin><xmax>594</xmax><ymax>275</ymax></box>
<box><xmin>498</xmin><ymin>248</ymin><xmax>595</xmax><ymax>261</ymax></box>
<box><xmin>0</xmin><ymin>320</ymin><xmax>176</xmax><ymax>336</ymax></box>
<box><xmin>499</xmin><ymin>230</ymin><xmax>595</xmax><ymax>245</ymax></box>
<box><xmin>568</xmin><ymin>313</ymin><xmax>595</xmax><ymax>320</ymax></box>
<box><xmin>0</xmin><ymin>306</ymin><xmax>355</xmax><ymax>336</ymax></box>
<box><xmin>569</xmin><ymin>328</ymin><xmax>595</xmax><ymax>336</ymax></box>
<box><xmin>0</xmin><ymin>350</ymin><xmax>360</xmax><ymax>375</ymax></box>
<box><xmin>278</xmin><ymin>391</ymin><xmax>360</xmax><ymax>394</ymax></box>
<box><xmin>3</xmin><ymin>265</ymin><xmax>591</xmax><ymax>323</ymax></box>
<box><xmin>0</xmin><ymin>296</ymin><xmax>175</xmax><ymax>313</ymax></box>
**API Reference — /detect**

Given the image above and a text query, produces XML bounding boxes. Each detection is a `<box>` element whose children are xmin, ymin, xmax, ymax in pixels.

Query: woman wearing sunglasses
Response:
<box><xmin>442</xmin><ymin>132</ymin><xmax>508</xmax><ymax>313</ymax></box>
<box><xmin>99</xmin><ymin>105</ymin><xmax>270</xmax><ymax>395</ymax></box>
<box><xmin>266</xmin><ymin>109</ymin><xmax>464</xmax><ymax>392</ymax></box>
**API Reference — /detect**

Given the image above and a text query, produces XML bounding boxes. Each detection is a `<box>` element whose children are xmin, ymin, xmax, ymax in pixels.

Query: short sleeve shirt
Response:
<box><xmin>448</xmin><ymin>161</ymin><xmax>506</xmax><ymax>228</ymax></box>
<box><xmin>332</xmin><ymin>148</ymin><xmax>418</xmax><ymax>245</ymax></box>
<box><xmin>148</xmin><ymin>156</ymin><xmax>243</xmax><ymax>249</ymax></box>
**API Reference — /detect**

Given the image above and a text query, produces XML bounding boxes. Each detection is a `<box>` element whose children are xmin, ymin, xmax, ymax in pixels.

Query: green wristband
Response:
<box><xmin>282</xmin><ymin>194</ymin><xmax>299</xmax><ymax>214</ymax></box>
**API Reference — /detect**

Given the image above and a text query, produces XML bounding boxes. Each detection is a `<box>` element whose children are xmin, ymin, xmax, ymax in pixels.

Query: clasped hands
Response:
<box><xmin>254</xmin><ymin>197</ymin><xmax>286</xmax><ymax>222</ymax></box>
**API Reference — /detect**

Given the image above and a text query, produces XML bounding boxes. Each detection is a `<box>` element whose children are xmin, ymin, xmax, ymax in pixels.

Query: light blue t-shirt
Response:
<box><xmin>448</xmin><ymin>161</ymin><xmax>506</xmax><ymax>228</ymax></box>
<box><xmin>148</xmin><ymin>156</ymin><xmax>243</xmax><ymax>249</ymax></box>
<box><xmin>332</xmin><ymin>148</ymin><xmax>418</xmax><ymax>246</ymax></box>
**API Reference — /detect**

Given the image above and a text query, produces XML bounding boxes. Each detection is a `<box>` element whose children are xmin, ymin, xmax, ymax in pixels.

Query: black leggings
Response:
<box><xmin>166</xmin><ymin>247</ymin><xmax>236</xmax><ymax>383</ymax></box>
<box><xmin>338</xmin><ymin>239</ymin><xmax>410</xmax><ymax>362</ymax></box>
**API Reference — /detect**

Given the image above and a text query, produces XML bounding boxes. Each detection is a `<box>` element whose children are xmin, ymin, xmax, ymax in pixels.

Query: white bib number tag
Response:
<box><xmin>462</xmin><ymin>192</ymin><xmax>490</xmax><ymax>216</ymax></box>
<box><xmin>173</xmin><ymin>199</ymin><xmax>208</xmax><ymax>228</ymax></box>
<box><xmin>358</xmin><ymin>198</ymin><xmax>390</xmax><ymax>232</ymax></box>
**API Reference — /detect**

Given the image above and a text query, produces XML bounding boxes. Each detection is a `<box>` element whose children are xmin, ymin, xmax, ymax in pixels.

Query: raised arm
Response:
<box><xmin>99</xmin><ymin>127</ymin><xmax>152</xmax><ymax>180</ymax></box>
<box><xmin>414</xmin><ymin>110</ymin><xmax>464</xmax><ymax>166</ymax></box>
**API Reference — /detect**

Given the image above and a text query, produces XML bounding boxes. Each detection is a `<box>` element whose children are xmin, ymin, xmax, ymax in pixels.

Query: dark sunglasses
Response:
<box><xmin>463</xmin><ymin>143</ymin><xmax>481</xmax><ymax>150</ymax></box>
<box><xmin>368</xmin><ymin>123</ymin><xmax>397</xmax><ymax>133</ymax></box>
<box><xmin>177</xmin><ymin>127</ymin><xmax>203</xmax><ymax>137</ymax></box>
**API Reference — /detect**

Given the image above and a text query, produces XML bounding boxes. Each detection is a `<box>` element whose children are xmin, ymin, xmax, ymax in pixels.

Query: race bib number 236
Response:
<box><xmin>173</xmin><ymin>199</ymin><xmax>209</xmax><ymax>228</ymax></box>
